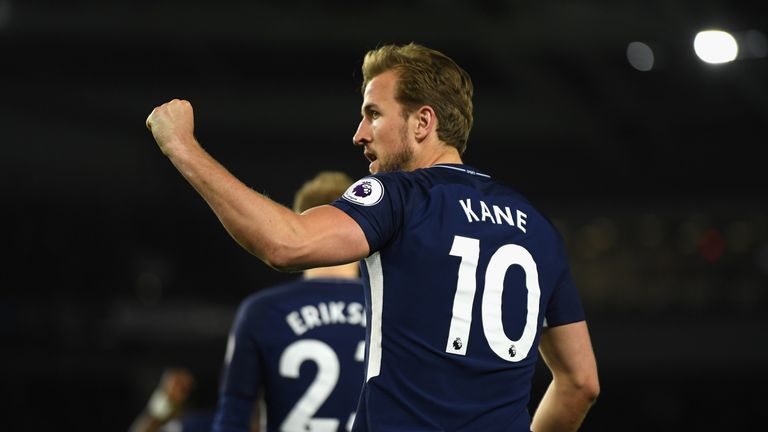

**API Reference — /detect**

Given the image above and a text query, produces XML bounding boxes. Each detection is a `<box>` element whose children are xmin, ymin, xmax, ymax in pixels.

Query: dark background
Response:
<box><xmin>2</xmin><ymin>0</ymin><xmax>767</xmax><ymax>430</ymax></box>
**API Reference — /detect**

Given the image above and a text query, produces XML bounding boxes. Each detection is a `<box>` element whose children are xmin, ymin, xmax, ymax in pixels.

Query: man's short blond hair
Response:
<box><xmin>293</xmin><ymin>171</ymin><xmax>354</xmax><ymax>213</ymax></box>
<box><xmin>361</xmin><ymin>43</ymin><xmax>474</xmax><ymax>155</ymax></box>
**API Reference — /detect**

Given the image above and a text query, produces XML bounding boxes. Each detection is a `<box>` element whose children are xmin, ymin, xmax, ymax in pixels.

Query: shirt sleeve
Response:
<box><xmin>543</xmin><ymin>241</ymin><xmax>586</xmax><ymax>327</ymax></box>
<box><xmin>330</xmin><ymin>174</ymin><xmax>405</xmax><ymax>253</ymax></box>
<box><xmin>212</xmin><ymin>297</ymin><xmax>264</xmax><ymax>432</ymax></box>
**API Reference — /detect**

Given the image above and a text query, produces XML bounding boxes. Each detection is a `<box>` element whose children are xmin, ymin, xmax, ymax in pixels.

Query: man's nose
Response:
<box><xmin>353</xmin><ymin>119</ymin><xmax>370</xmax><ymax>146</ymax></box>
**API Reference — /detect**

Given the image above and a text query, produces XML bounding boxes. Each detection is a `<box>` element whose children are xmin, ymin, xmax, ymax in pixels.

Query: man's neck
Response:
<box><xmin>303</xmin><ymin>262</ymin><xmax>359</xmax><ymax>280</ymax></box>
<box><xmin>411</xmin><ymin>144</ymin><xmax>463</xmax><ymax>170</ymax></box>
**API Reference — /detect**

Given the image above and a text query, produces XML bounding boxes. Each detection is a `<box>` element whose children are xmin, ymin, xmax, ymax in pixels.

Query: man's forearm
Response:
<box><xmin>146</xmin><ymin>99</ymin><xmax>368</xmax><ymax>271</ymax></box>
<box><xmin>164</xmin><ymin>137</ymin><xmax>303</xmax><ymax>268</ymax></box>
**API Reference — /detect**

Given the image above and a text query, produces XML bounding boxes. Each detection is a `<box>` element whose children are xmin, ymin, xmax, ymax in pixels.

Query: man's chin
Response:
<box><xmin>368</xmin><ymin>161</ymin><xmax>379</xmax><ymax>174</ymax></box>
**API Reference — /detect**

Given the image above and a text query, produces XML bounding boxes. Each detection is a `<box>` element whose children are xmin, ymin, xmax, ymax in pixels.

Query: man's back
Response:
<box><xmin>213</xmin><ymin>277</ymin><xmax>366</xmax><ymax>432</ymax></box>
<box><xmin>332</xmin><ymin>164</ymin><xmax>585</xmax><ymax>431</ymax></box>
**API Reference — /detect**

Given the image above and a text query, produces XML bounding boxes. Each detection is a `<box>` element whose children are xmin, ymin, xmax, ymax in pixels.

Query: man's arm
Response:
<box><xmin>129</xmin><ymin>368</ymin><xmax>194</xmax><ymax>432</ymax></box>
<box><xmin>531</xmin><ymin>321</ymin><xmax>600</xmax><ymax>432</ymax></box>
<box><xmin>146</xmin><ymin>99</ymin><xmax>369</xmax><ymax>271</ymax></box>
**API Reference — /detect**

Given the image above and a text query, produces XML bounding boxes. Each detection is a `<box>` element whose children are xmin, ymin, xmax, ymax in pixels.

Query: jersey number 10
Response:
<box><xmin>445</xmin><ymin>235</ymin><xmax>540</xmax><ymax>362</ymax></box>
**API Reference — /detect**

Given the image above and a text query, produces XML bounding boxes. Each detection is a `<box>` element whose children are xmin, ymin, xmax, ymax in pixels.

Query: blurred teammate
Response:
<box><xmin>213</xmin><ymin>171</ymin><xmax>366</xmax><ymax>432</ymax></box>
<box><xmin>129</xmin><ymin>368</ymin><xmax>211</xmax><ymax>432</ymax></box>
<box><xmin>147</xmin><ymin>42</ymin><xmax>599</xmax><ymax>431</ymax></box>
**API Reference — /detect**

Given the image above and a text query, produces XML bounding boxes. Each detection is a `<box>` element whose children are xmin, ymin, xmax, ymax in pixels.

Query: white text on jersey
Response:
<box><xmin>459</xmin><ymin>199</ymin><xmax>528</xmax><ymax>233</ymax></box>
<box><xmin>286</xmin><ymin>301</ymin><xmax>366</xmax><ymax>336</ymax></box>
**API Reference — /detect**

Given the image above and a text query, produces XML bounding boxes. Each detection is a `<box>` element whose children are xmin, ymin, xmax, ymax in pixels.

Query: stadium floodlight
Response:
<box><xmin>694</xmin><ymin>30</ymin><xmax>739</xmax><ymax>64</ymax></box>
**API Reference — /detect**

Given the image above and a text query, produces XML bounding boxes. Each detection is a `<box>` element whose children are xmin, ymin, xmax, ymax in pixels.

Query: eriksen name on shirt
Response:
<box><xmin>286</xmin><ymin>301</ymin><xmax>366</xmax><ymax>336</ymax></box>
<box><xmin>459</xmin><ymin>198</ymin><xmax>528</xmax><ymax>233</ymax></box>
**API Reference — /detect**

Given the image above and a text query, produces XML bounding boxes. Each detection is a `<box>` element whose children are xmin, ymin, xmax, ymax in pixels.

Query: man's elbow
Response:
<box><xmin>264</xmin><ymin>256</ymin><xmax>304</xmax><ymax>273</ymax></box>
<box><xmin>577</xmin><ymin>373</ymin><xmax>600</xmax><ymax>405</ymax></box>
<box><xmin>555</xmin><ymin>368</ymin><xmax>600</xmax><ymax>407</ymax></box>
<box><xmin>260</xmin><ymin>240</ymin><xmax>308</xmax><ymax>273</ymax></box>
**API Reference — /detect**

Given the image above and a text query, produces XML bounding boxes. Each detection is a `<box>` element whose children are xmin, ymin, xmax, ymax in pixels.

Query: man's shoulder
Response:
<box><xmin>236</xmin><ymin>278</ymin><xmax>305</xmax><ymax>311</ymax></box>
<box><xmin>231</xmin><ymin>278</ymin><xmax>364</xmax><ymax>336</ymax></box>
<box><xmin>240</xmin><ymin>278</ymin><xmax>364</xmax><ymax>308</ymax></box>
<box><xmin>363</xmin><ymin>165</ymin><xmax>480</xmax><ymax>192</ymax></box>
<box><xmin>412</xmin><ymin>164</ymin><xmax>523</xmax><ymax>199</ymax></box>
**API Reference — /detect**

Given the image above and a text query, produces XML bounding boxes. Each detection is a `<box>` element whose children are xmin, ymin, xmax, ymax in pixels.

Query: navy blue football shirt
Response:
<box><xmin>213</xmin><ymin>277</ymin><xmax>366</xmax><ymax>432</ymax></box>
<box><xmin>331</xmin><ymin>164</ymin><xmax>586</xmax><ymax>432</ymax></box>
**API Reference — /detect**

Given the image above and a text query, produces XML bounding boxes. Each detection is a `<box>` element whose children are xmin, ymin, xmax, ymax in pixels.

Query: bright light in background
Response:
<box><xmin>627</xmin><ymin>41</ymin><xmax>655</xmax><ymax>71</ymax></box>
<box><xmin>694</xmin><ymin>30</ymin><xmax>739</xmax><ymax>64</ymax></box>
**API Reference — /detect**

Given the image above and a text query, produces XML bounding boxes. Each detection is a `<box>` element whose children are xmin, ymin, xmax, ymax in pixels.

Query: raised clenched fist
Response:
<box><xmin>146</xmin><ymin>99</ymin><xmax>196</xmax><ymax>156</ymax></box>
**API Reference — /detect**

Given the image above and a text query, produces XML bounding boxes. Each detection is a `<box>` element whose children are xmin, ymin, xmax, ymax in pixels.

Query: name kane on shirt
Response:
<box><xmin>459</xmin><ymin>198</ymin><xmax>528</xmax><ymax>233</ymax></box>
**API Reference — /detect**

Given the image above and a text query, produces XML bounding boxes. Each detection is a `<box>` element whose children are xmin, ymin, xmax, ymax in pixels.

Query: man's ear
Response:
<box><xmin>413</xmin><ymin>106</ymin><xmax>436</xmax><ymax>141</ymax></box>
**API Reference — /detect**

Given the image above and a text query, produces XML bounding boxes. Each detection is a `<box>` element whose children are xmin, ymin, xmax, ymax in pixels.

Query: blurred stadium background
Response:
<box><xmin>2</xmin><ymin>0</ymin><xmax>766</xmax><ymax>430</ymax></box>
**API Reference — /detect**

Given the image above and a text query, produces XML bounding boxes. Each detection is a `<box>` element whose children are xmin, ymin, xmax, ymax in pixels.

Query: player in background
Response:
<box><xmin>212</xmin><ymin>171</ymin><xmax>366</xmax><ymax>432</ymax></box>
<box><xmin>147</xmin><ymin>43</ymin><xmax>599</xmax><ymax>431</ymax></box>
<box><xmin>129</xmin><ymin>368</ymin><xmax>213</xmax><ymax>432</ymax></box>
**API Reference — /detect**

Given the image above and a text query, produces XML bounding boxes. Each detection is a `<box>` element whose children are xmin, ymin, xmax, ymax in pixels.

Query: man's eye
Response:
<box><xmin>370</xmin><ymin>111</ymin><xmax>380</xmax><ymax>119</ymax></box>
